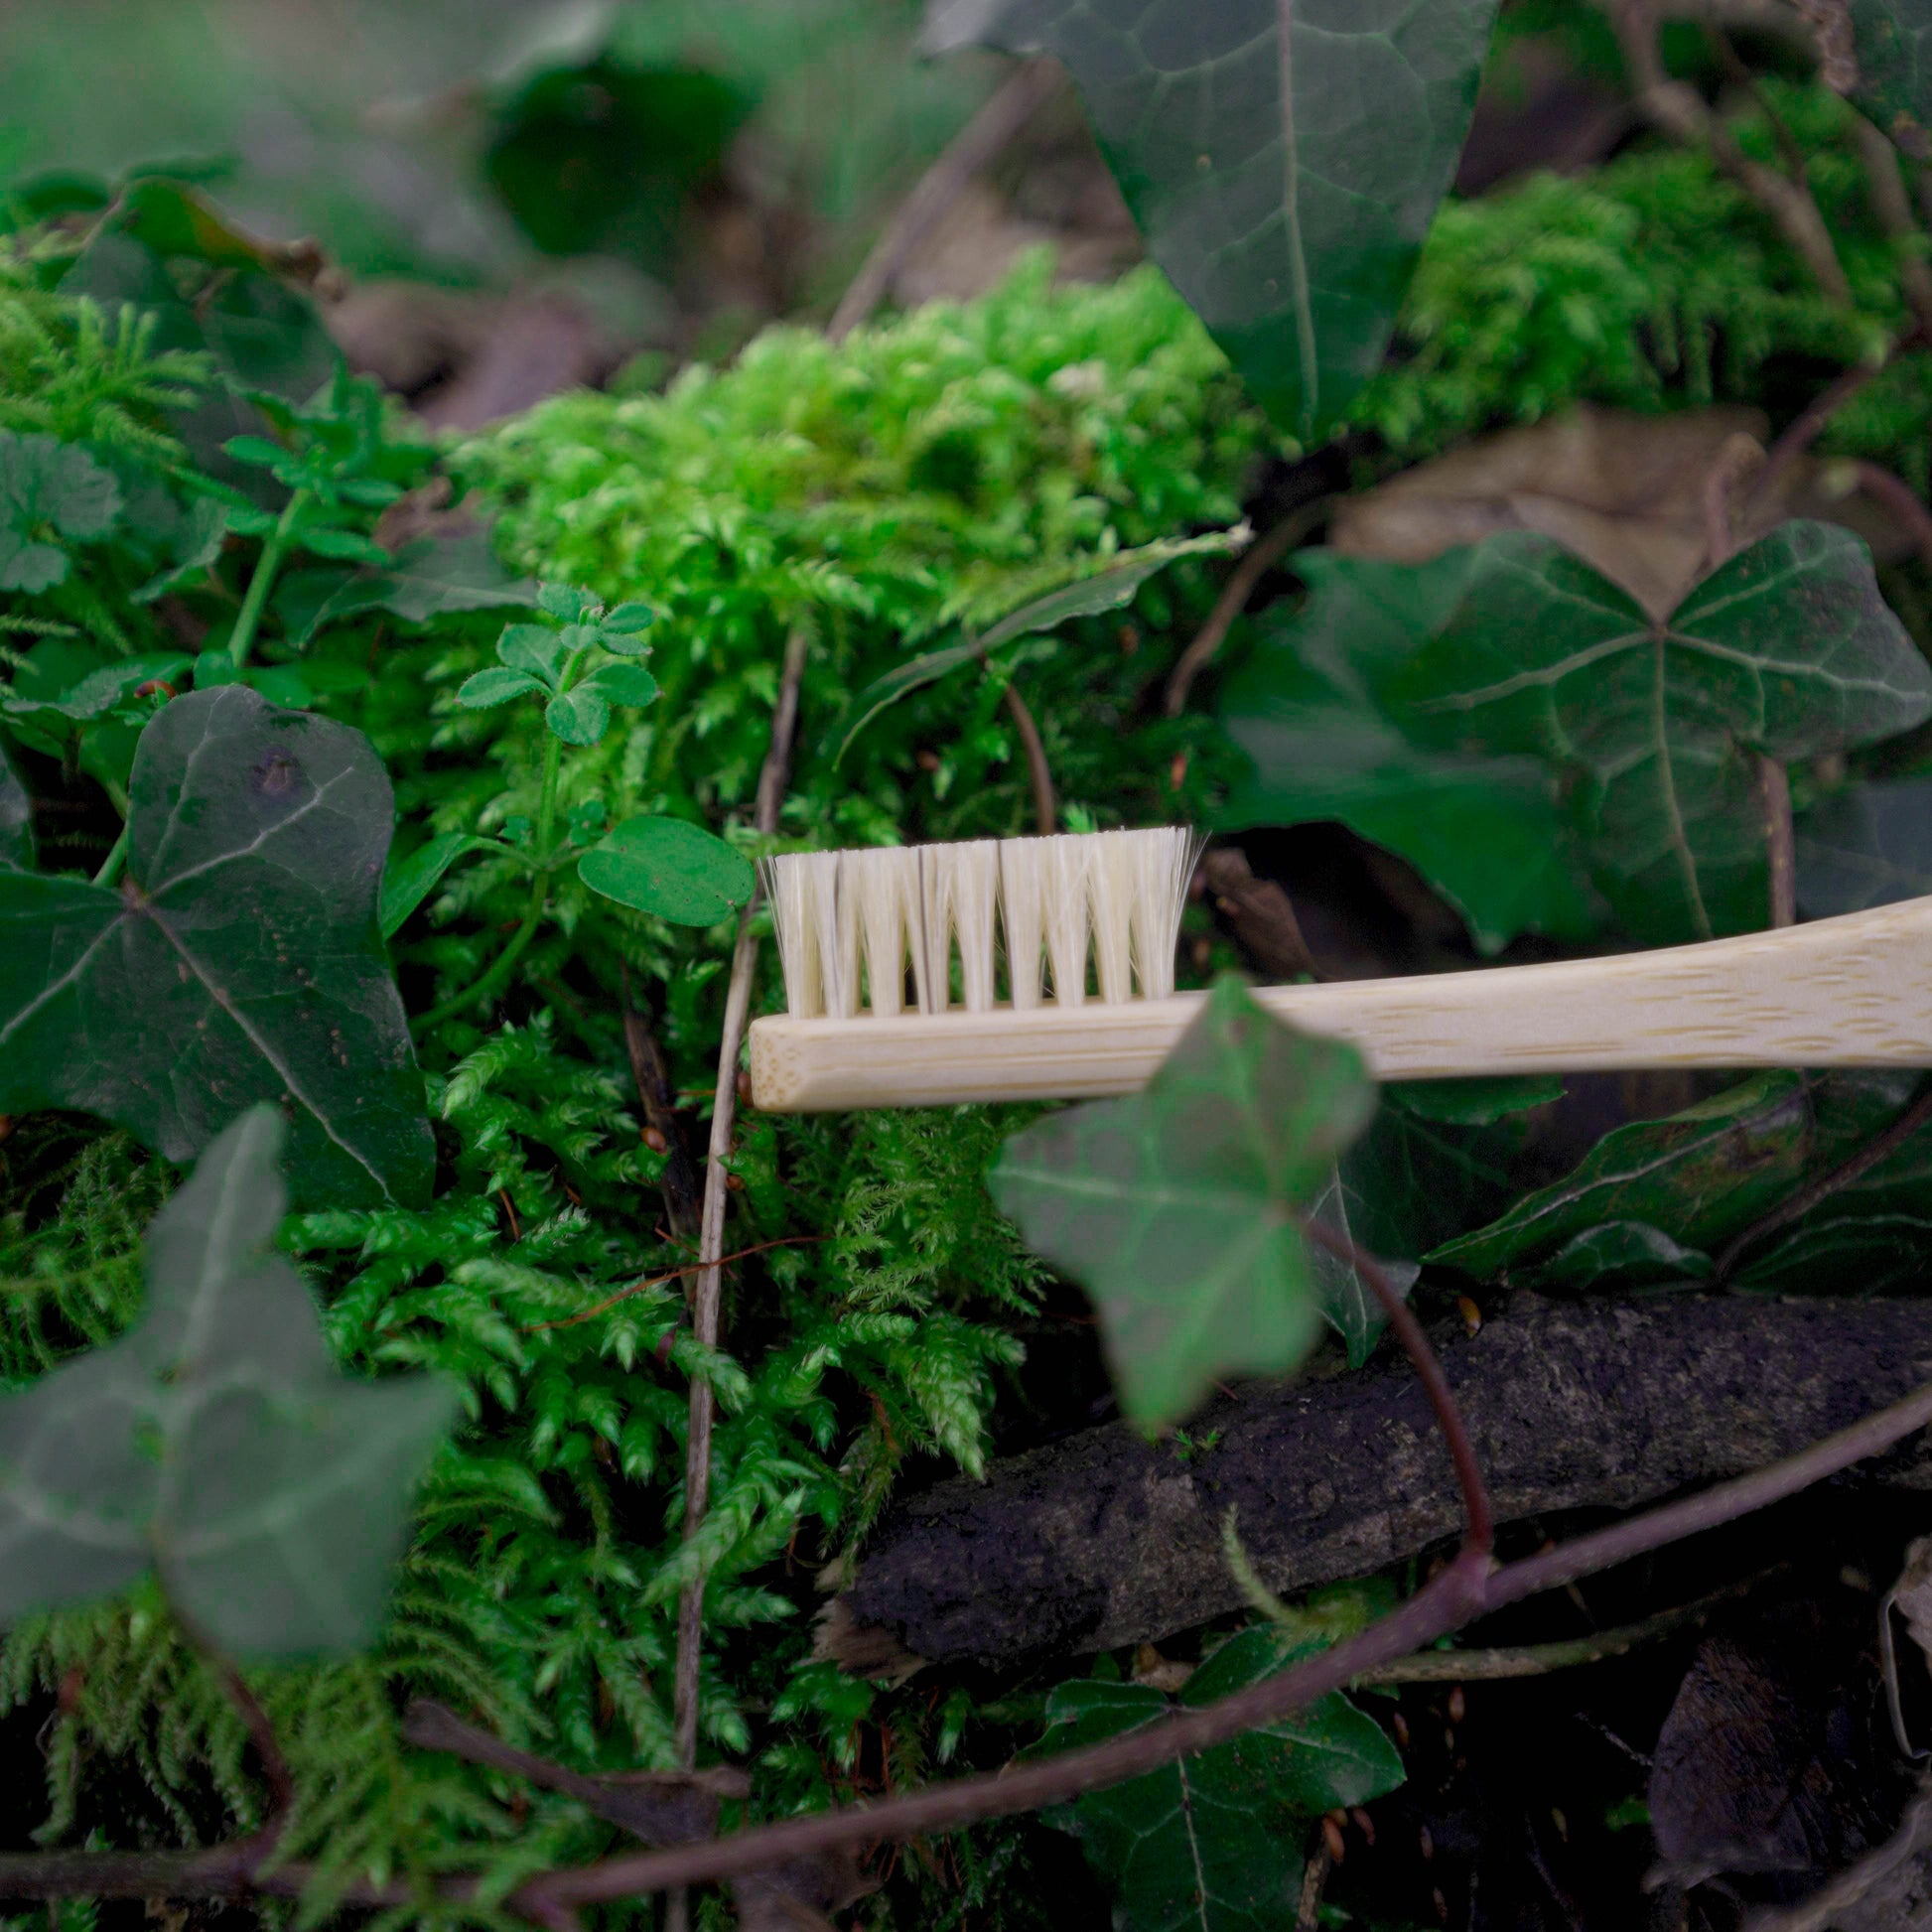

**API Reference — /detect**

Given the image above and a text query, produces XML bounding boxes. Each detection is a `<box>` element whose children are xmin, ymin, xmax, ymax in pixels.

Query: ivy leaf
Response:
<box><xmin>0</xmin><ymin>1105</ymin><xmax>457</xmax><ymax>1656</ymax></box>
<box><xmin>380</xmin><ymin>832</ymin><xmax>512</xmax><ymax>937</ymax></box>
<box><xmin>1384</xmin><ymin>524</ymin><xmax>1932</xmax><ymax>941</ymax></box>
<box><xmin>456</xmin><ymin>667</ymin><xmax>548</xmax><ymax>710</ymax></box>
<box><xmin>1217</xmin><ymin>551</ymin><xmax>1599</xmax><ymax>952</ymax></box>
<box><xmin>838</xmin><ymin>529</ymin><xmax>1246</xmax><ymax>761</ymax></box>
<box><xmin>578</xmin><ymin>816</ymin><xmax>757</xmax><ymax>925</ymax></box>
<box><xmin>989</xmin><ymin>976</ymin><xmax>1375</xmax><ymax>1428</ymax></box>
<box><xmin>580</xmin><ymin>661</ymin><xmax>659</xmax><ymax>709</ymax></box>
<box><xmin>923</xmin><ymin>0</ymin><xmax>1500</xmax><ymax>438</ymax></box>
<box><xmin>1841</xmin><ymin>2</ymin><xmax>1932</xmax><ymax>159</ymax></box>
<box><xmin>276</xmin><ymin>529</ymin><xmax>538</xmax><ymax>647</ymax></box>
<box><xmin>1032</xmin><ymin>1625</ymin><xmax>1403</xmax><ymax>1932</ymax></box>
<box><xmin>0</xmin><ymin>745</ymin><xmax>31</xmax><ymax>870</ymax></box>
<box><xmin>1795</xmin><ymin>777</ymin><xmax>1932</xmax><ymax>916</ymax></box>
<box><xmin>545</xmin><ymin>686</ymin><xmax>611</xmax><ymax>747</ymax></box>
<box><xmin>0</xmin><ymin>431</ymin><xmax>122</xmax><ymax>593</ymax></box>
<box><xmin>1427</xmin><ymin>1070</ymin><xmax>1834</xmax><ymax>1284</ymax></box>
<box><xmin>0</xmin><ymin>685</ymin><xmax>433</xmax><ymax>1210</ymax></box>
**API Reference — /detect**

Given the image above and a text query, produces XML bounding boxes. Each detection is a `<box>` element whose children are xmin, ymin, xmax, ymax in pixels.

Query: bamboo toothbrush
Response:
<box><xmin>747</xmin><ymin>827</ymin><xmax>1932</xmax><ymax>1113</ymax></box>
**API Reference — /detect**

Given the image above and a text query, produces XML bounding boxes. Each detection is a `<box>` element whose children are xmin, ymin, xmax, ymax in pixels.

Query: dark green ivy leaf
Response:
<box><xmin>1031</xmin><ymin>1625</ymin><xmax>1404</xmax><ymax>1932</ymax></box>
<box><xmin>1217</xmin><ymin>551</ymin><xmax>1599</xmax><ymax>952</ymax></box>
<box><xmin>0</xmin><ymin>1105</ymin><xmax>456</xmax><ymax>1656</ymax></box>
<box><xmin>923</xmin><ymin>0</ymin><xmax>1501</xmax><ymax>439</ymax></box>
<box><xmin>1795</xmin><ymin>777</ymin><xmax>1932</xmax><ymax>916</ymax></box>
<box><xmin>1385</xmin><ymin>524</ymin><xmax>1932</xmax><ymax>942</ymax></box>
<box><xmin>990</xmin><ymin>976</ymin><xmax>1375</xmax><ymax>1427</ymax></box>
<box><xmin>0</xmin><ymin>686</ymin><xmax>433</xmax><ymax>1209</ymax></box>
<box><xmin>578</xmin><ymin>815</ymin><xmax>757</xmax><ymax>926</ymax></box>
<box><xmin>0</xmin><ymin>431</ymin><xmax>122</xmax><ymax>592</ymax></box>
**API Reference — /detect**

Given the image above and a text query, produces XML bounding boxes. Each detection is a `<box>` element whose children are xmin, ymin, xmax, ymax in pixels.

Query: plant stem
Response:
<box><xmin>1295</xmin><ymin>1217</ymin><xmax>1495</xmax><ymax>1556</ymax></box>
<box><xmin>1756</xmin><ymin>754</ymin><xmax>1796</xmax><ymax>928</ymax></box>
<box><xmin>92</xmin><ymin>825</ymin><xmax>129</xmax><ymax>888</ymax></box>
<box><xmin>411</xmin><ymin>730</ymin><xmax>564</xmax><ymax>1037</ymax></box>
<box><xmin>228</xmin><ymin>489</ymin><xmax>309</xmax><ymax>671</ymax></box>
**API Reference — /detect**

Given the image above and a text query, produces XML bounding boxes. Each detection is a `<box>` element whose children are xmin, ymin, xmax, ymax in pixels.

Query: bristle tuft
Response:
<box><xmin>1129</xmin><ymin>827</ymin><xmax>1197</xmax><ymax>1001</ymax></box>
<box><xmin>764</xmin><ymin>853</ymin><xmax>822</xmax><ymax>1019</ymax></box>
<box><xmin>803</xmin><ymin>851</ymin><xmax>857</xmax><ymax>1018</ymax></box>
<box><xmin>1089</xmin><ymin>830</ymin><xmax>1137</xmax><ymax>1005</ymax></box>
<box><xmin>851</xmin><ymin>847</ymin><xmax>915</xmax><ymax>1017</ymax></box>
<box><xmin>1043</xmin><ymin>834</ymin><xmax>1091</xmax><ymax>1007</ymax></box>
<box><xmin>949</xmin><ymin>840</ymin><xmax>1000</xmax><ymax>1012</ymax></box>
<box><xmin>999</xmin><ymin>838</ymin><xmax>1047</xmax><ymax>1009</ymax></box>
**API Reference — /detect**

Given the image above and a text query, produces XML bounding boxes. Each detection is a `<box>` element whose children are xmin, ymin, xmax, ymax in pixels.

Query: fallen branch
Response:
<box><xmin>830</xmin><ymin>1293</ymin><xmax>1932</xmax><ymax>1669</ymax></box>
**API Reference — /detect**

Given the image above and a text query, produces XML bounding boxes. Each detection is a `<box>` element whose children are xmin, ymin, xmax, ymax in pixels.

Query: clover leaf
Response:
<box><xmin>0</xmin><ymin>685</ymin><xmax>433</xmax><ymax>1209</ymax></box>
<box><xmin>990</xmin><ymin>976</ymin><xmax>1375</xmax><ymax>1427</ymax></box>
<box><xmin>0</xmin><ymin>430</ymin><xmax>122</xmax><ymax>593</ymax></box>
<box><xmin>0</xmin><ymin>1105</ymin><xmax>457</xmax><ymax>1656</ymax></box>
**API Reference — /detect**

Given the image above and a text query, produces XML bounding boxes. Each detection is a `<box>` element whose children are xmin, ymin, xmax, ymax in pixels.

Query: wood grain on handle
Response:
<box><xmin>747</xmin><ymin>897</ymin><xmax>1932</xmax><ymax>1112</ymax></box>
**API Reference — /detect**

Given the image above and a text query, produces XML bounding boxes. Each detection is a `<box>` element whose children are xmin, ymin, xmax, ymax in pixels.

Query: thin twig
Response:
<box><xmin>1296</xmin><ymin>1218</ymin><xmax>1495</xmax><ymax>1556</ymax></box>
<box><xmin>1355</xmin><ymin>1573</ymin><xmax>1777</xmax><ymax>1684</ymax></box>
<box><xmin>621</xmin><ymin>984</ymin><xmax>702</xmax><ymax>1248</ymax></box>
<box><xmin>671</xmin><ymin>625</ymin><xmax>810</xmax><ymax>1773</ymax></box>
<box><xmin>1295</xmin><ymin>1843</ymin><xmax>1333</xmax><ymax>1931</ymax></box>
<box><xmin>14</xmin><ymin>1380</ymin><xmax>1932</xmax><ymax>1916</ymax></box>
<box><xmin>1164</xmin><ymin>498</ymin><xmax>1332</xmax><ymax>717</ymax></box>
<box><xmin>1848</xmin><ymin>457</ymin><xmax>1932</xmax><ymax>571</ymax></box>
<box><xmin>1609</xmin><ymin>0</ymin><xmax>1855</xmax><ymax>306</ymax></box>
<box><xmin>826</xmin><ymin>59</ymin><xmax>1064</xmax><ymax>345</ymax></box>
<box><xmin>1757</xmin><ymin>754</ymin><xmax>1796</xmax><ymax>928</ymax></box>
<box><xmin>1003</xmin><ymin>679</ymin><xmax>1056</xmax><ymax>834</ymax></box>
<box><xmin>1851</xmin><ymin>113</ymin><xmax>1932</xmax><ymax>342</ymax></box>
<box><xmin>210</xmin><ymin>1658</ymin><xmax>295</xmax><ymax>1827</ymax></box>
<box><xmin>1750</xmin><ymin>350</ymin><xmax>1899</xmax><ymax>510</ymax></box>
<box><xmin>1716</xmin><ymin>1077</ymin><xmax>1932</xmax><ymax>1279</ymax></box>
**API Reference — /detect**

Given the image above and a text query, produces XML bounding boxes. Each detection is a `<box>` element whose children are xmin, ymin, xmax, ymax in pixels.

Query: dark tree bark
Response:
<box><xmin>827</xmin><ymin>1294</ymin><xmax>1932</xmax><ymax>1672</ymax></box>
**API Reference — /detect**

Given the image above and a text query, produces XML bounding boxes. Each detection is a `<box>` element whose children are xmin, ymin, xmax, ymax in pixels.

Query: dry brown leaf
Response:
<box><xmin>1333</xmin><ymin>405</ymin><xmax>1915</xmax><ymax>621</ymax></box>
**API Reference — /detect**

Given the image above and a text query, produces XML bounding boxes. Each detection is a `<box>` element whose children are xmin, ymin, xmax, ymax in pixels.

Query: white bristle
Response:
<box><xmin>851</xmin><ymin>847</ymin><xmax>916</xmax><ymax>1017</ymax></box>
<box><xmin>1043</xmin><ymin>834</ymin><xmax>1091</xmax><ymax>1007</ymax></box>
<box><xmin>764</xmin><ymin>827</ymin><xmax>1195</xmax><ymax>1027</ymax></box>
<box><xmin>764</xmin><ymin>853</ymin><xmax>822</xmax><ymax>1019</ymax></box>
<box><xmin>803</xmin><ymin>851</ymin><xmax>858</xmax><ymax>1018</ymax></box>
<box><xmin>916</xmin><ymin>846</ymin><xmax>950</xmax><ymax>1014</ymax></box>
<box><xmin>999</xmin><ymin>838</ymin><xmax>1047</xmax><ymax>1009</ymax></box>
<box><xmin>1128</xmin><ymin>827</ymin><xmax>1197</xmax><ymax>1001</ymax></box>
<box><xmin>1089</xmin><ymin>830</ymin><xmax>1137</xmax><ymax>1005</ymax></box>
<box><xmin>947</xmin><ymin>840</ymin><xmax>1000</xmax><ymax>1013</ymax></box>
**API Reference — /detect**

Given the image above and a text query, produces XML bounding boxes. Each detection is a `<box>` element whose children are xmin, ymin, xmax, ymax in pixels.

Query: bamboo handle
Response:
<box><xmin>747</xmin><ymin>897</ymin><xmax>1932</xmax><ymax>1112</ymax></box>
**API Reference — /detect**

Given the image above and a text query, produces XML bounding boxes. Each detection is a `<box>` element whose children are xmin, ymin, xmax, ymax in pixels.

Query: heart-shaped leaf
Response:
<box><xmin>1384</xmin><ymin>523</ymin><xmax>1932</xmax><ymax>940</ymax></box>
<box><xmin>1031</xmin><ymin>1624</ymin><xmax>1404</xmax><ymax>1932</ymax></box>
<box><xmin>989</xmin><ymin>975</ymin><xmax>1375</xmax><ymax>1427</ymax></box>
<box><xmin>380</xmin><ymin>832</ymin><xmax>515</xmax><ymax>937</ymax></box>
<box><xmin>923</xmin><ymin>0</ymin><xmax>1501</xmax><ymax>438</ymax></box>
<box><xmin>580</xmin><ymin>660</ymin><xmax>659</xmax><ymax>709</ymax></box>
<box><xmin>1217</xmin><ymin>550</ymin><xmax>1599</xmax><ymax>952</ymax></box>
<box><xmin>545</xmin><ymin>685</ymin><xmax>610</xmax><ymax>746</ymax></box>
<box><xmin>0</xmin><ymin>1105</ymin><xmax>457</xmax><ymax>1656</ymax></box>
<box><xmin>578</xmin><ymin>815</ymin><xmax>757</xmax><ymax>926</ymax></box>
<box><xmin>1795</xmin><ymin>777</ymin><xmax>1932</xmax><ymax>916</ymax></box>
<box><xmin>0</xmin><ymin>685</ymin><xmax>433</xmax><ymax>1209</ymax></box>
<box><xmin>456</xmin><ymin>667</ymin><xmax>547</xmax><ymax>710</ymax></box>
<box><xmin>0</xmin><ymin>431</ymin><xmax>122</xmax><ymax>592</ymax></box>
